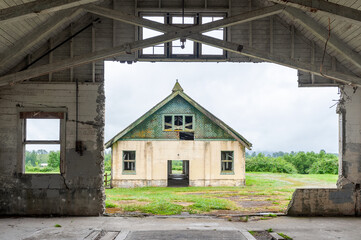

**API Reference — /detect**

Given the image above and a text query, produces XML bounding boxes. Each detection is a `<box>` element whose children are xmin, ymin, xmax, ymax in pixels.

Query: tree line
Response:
<box><xmin>25</xmin><ymin>150</ymin><xmax>60</xmax><ymax>172</ymax></box>
<box><xmin>245</xmin><ymin>150</ymin><xmax>338</xmax><ymax>174</ymax></box>
<box><xmin>26</xmin><ymin>149</ymin><xmax>338</xmax><ymax>175</ymax></box>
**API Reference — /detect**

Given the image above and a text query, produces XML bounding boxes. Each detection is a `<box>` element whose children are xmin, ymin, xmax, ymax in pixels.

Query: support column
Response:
<box><xmin>337</xmin><ymin>85</ymin><xmax>361</xmax><ymax>189</ymax></box>
<box><xmin>287</xmin><ymin>85</ymin><xmax>361</xmax><ymax>216</ymax></box>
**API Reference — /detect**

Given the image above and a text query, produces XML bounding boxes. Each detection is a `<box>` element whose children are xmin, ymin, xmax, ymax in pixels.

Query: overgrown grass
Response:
<box><xmin>105</xmin><ymin>172</ymin><xmax>337</xmax><ymax>215</ymax></box>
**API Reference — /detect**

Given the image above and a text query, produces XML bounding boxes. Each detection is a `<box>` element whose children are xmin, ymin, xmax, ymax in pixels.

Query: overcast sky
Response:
<box><xmin>104</xmin><ymin>61</ymin><xmax>340</xmax><ymax>153</ymax></box>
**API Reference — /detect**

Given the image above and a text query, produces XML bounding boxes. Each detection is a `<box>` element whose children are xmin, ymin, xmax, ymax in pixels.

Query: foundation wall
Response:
<box><xmin>0</xmin><ymin>83</ymin><xmax>105</xmax><ymax>215</ymax></box>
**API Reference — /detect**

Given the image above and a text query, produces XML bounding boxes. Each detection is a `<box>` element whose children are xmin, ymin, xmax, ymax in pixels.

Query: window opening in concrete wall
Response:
<box><xmin>20</xmin><ymin>112</ymin><xmax>65</xmax><ymax>174</ymax></box>
<box><xmin>221</xmin><ymin>151</ymin><xmax>234</xmax><ymax>174</ymax></box>
<box><xmin>123</xmin><ymin>151</ymin><xmax>136</xmax><ymax>173</ymax></box>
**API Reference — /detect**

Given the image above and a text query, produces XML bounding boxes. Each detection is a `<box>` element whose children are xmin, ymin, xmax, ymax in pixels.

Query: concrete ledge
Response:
<box><xmin>0</xmin><ymin>188</ymin><xmax>104</xmax><ymax>216</ymax></box>
<box><xmin>287</xmin><ymin>188</ymin><xmax>360</xmax><ymax>216</ymax></box>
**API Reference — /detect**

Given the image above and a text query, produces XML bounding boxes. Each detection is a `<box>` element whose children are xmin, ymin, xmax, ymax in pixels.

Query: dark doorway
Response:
<box><xmin>167</xmin><ymin>160</ymin><xmax>189</xmax><ymax>187</ymax></box>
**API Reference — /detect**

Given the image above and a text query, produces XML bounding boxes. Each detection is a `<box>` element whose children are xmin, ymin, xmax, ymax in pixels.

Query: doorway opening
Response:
<box><xmin>167</xmin><ymin>160</ymin><xmax>189</xmax><ymax>187</ymax></box>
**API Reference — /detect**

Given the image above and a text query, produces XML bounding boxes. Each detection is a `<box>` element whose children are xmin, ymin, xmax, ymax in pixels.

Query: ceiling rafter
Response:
<box><xmin>0</xmin><ymin>0</ymin><xmax>99</xmax><ymax>24</ymax></box>
<box><xmin>284</xmin><ymin>7</ymin><xmax>361</xmax><ymax>71</ymax></box>
<box><xmin>0</xmin><ymin>8</ymin><xmax>84</xmax><ymax>74</ymax></box>
<box><xmin>1</xmin><ymin>4</ymin><xmax>360</xmax><ymax>86</ymax></box>
<box><xmin>84</xmin><ymin>5</ymin><xmax>361</xmax><ymax>85</ymax></box>
<box><xmin>269</xmin><ymin>0</ymin><xmax>361</xmax><ymax>25</ymax></box>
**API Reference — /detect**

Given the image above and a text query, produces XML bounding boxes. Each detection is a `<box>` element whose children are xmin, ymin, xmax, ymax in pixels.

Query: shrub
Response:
<box><xmin>308</xmin><ymin>157</ymin><xmax>338</xmax><ymax>174</ymax></box>
<box><xmin>246</xmin><ymin>153</ymin><xmax>297</xmax><ymax>174</ymax></box>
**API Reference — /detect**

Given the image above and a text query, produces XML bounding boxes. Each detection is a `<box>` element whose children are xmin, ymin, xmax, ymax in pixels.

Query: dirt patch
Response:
<box><xmin>117</xmin><ymin>200</ymin><xmax>149</xmax><ymax>205</ymax></box>
<box><xmin>173</xmin><ymin>201</ymin><xmax>194</xmax><ymax>206</ymax></box>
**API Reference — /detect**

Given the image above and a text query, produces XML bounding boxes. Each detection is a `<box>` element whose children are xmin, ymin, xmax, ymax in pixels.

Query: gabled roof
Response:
<box><xmin>105</xmin><ymin>81</ymin><xmax>252</xmax><ymax>149</ymax></box>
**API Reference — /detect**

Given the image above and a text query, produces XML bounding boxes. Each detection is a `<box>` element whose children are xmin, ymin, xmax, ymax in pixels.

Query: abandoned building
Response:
<box><xmin>105</xmin><ymin>81</ymin><xmax>252</xmax><ymax>188</ymax></box>
<box><xmin>0</xmin><ymin>0</ymin><xmax>361</xmax><ymax>216</ymax></box>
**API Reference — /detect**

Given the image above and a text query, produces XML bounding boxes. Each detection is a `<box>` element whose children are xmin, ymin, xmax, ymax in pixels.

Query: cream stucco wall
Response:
<box><xmin>111</xmin><ymin>140</ymin><xmax>245</xmax><ymax>187</ymax></box>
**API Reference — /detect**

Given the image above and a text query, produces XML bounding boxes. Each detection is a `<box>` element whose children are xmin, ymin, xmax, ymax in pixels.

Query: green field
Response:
<box><xmin>105</xmin><ymin>172</ymin><xmax>337</xmax><ymax>215</ymax></box>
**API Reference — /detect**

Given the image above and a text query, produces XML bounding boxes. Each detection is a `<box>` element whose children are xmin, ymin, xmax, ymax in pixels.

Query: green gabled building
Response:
<box><xmin>106</xmin><ymin>81</ymin><xmax>251</xmax><ymax>187</ymax></box>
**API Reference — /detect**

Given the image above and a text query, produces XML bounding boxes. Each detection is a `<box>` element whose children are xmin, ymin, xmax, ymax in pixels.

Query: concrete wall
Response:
<box><xmin>287</xmin><ymin>85</ymin><xmax>361</xmax><ymax>216</ymax></box>
<box><xmin>287</xmin><ymin>187</ymin><xmax>361</xmax><ymax>216</ymax></box>
<box><xmin>111</xmin><ymin>140</ymin><xmax>245</xmax><ymax>187</ymax></box>
<box><xmin>0</xmin><ymin>83</ymin><xmax>105</xmax><ymax>215</ymax></box>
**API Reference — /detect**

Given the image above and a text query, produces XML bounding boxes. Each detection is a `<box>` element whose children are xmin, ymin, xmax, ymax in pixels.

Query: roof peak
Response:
<box><xmin>172</xmin><ymin>79</ymin><xmax>184</xmax><ymax>92</ymax></box>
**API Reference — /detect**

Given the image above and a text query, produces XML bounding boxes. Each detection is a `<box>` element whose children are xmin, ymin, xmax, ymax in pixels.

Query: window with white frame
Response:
<box><xmin>20</xmin><ymin>111</ymin><xmax>65</xmax><ymax>174</ymax></box>
<box><xmin>221</xmin><ymin>151</ymin><xmax>234</xmax><ymax>174</ymax></box>
<box><xmin>123</xmin><ymin>151</ymin><xmax>136</xmax><ymax>173</ymax></box>
<box><xmin>139</xmin><ymin>13</ymin><xmax>226</xmax><ymax>59</ymax></box>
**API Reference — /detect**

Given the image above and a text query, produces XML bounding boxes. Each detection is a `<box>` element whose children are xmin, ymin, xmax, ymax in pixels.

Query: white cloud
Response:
<box><xmin>105</xmin><ymin>61</ymin><xmax>339</xmax><ymax>153</ymax></box>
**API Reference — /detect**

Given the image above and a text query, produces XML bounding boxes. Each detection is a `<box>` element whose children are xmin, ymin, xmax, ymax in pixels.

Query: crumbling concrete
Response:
<box><xmin>0</xmin><ymin>83</ymin><xmax>105</xmax><ymax>215</ymax></box>
<box><xmin>287</xmin><ymin>85</ymin><xmax>361</xmax><ymax>216</ymax></box>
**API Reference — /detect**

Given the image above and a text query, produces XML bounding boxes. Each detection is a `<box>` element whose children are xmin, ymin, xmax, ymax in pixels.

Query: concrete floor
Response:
<box><xmin>1</xmin><ymin>216</ymin><xmax>361</xmax><ymax>240</ymax></box>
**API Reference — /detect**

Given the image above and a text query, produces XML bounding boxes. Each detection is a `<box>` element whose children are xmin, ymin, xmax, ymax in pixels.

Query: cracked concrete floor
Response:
<box><xmin>1</xmin><ymin>216</ymin><xmax>361</xmax><ymax>240</ymax></box>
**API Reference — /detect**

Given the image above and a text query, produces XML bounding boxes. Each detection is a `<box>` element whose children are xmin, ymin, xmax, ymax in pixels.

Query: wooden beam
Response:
<box><xmin>83</xmin><ymin>4</ymin><xmax>285</xmax><ymax>33</ymax></box>
<box><xmin>0</xmin><ymin>32</ymin><xmax>183</xmax><ymax>86</ymax></box>
<box><xmin>188</xmin><ymin>34</ymin><xmax>361</xmax><ymax>85</ymax></box>
<box><xmin>2</xmin><ymin>4</ymin><xmax>359</xmax><ymax>86</ymax></box>
<box><xmin>0</xmin><ymin>8</ymin><xmax>83</xmax><ymax>74</ymax></box>
<box><xmin>284</xmin><ymin>7</ymin><xmax>361</xmax><ymax>71</ymax></box>
<box><xmin>0</xmin><ymin>0</ymin><xmax>98</xmax><ymax>23</ymax></box>
<box><xmin>269</xmin><ymin>0</ymin><xmax>361</xmax><ymax>25</ymax></box>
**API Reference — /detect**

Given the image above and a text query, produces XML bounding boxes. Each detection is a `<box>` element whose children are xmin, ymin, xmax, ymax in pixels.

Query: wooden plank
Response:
<box><xmin>0</xmin><ymin>0</ymin><xmax>98</xmax><ymax>23</ymax></box>
<box><xmin>284</xmin><ymin>7</ymin><xmax>361</xmax><ymax>71</ymax></box>
<box><xmin>0</xmin><ymin>9</ymin><xmax>83</xmax><ymax>74</ymax></box>
<box><xmin>270</xmin><ymin>0</ymin><xmax>361</xmax><ymax>25</ymax></box>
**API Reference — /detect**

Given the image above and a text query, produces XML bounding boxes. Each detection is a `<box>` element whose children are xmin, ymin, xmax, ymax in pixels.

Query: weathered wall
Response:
<box><xmin>0</xmin><ymin>83</ymin><xmax>105</xmax><ymax>215</ymax></box>
<box><xmin>111</xmin><ymin>140</ymin><xmax>245</xmax><ymax>187</ymax></box>
<box><xmin>287</xmin><ymin>85</ymin><xmax>361</xmax><ymax>216</ymax></box>
<box><xmin>287</xmin><ymin>187</ymin><xmax>361</xmax><ymax>216</ymax></box>
<box><xmin>122</xmin><ymin>95</ymin><xmax>234</xmax><ymax>140</ymax></box>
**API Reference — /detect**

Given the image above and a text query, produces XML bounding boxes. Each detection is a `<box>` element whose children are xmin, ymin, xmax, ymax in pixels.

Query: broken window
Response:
<box><xmin>163</xmin><ymin>114</ymin><xmax>194</xmax><ymax>132</ymax></box>
<box><xmin>185</xmin><ymin>116</ymin><xmax>193</xmax><ymax>130</ymax></box>
<box><xmin>174</xmin><ymin>115</ymin><xmax>183</xmax><ymax>130</ymax></box>
<box><xmin>221</xmin><ymin>151</ymin><xmax>234</xmax><ymax>173</ymax></box>
<box><xmin>180</xmin><ymin>132</ymin><xmax>194</xmax><ymax>140</ymax></box>
<box><xmin>164</xmin><ymin>115</ymin><xmax>173</xmax><ymax>130</ymax></box>
<box><xmin>123</xmin><ymin>151</ymin><xmax>136</xmax><ymax>173</ymax></box>
<box><xmin>20</xmin><ymin>111</ymin><xmax>65</xmax><ymax>174</ymax></box>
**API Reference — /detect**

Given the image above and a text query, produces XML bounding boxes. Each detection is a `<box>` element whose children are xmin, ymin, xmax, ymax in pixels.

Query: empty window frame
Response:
<box><xmin>19</xmin><ymin>111</ymin><xmax>66</xmax><ymax>174</ymax></box>
<box><xmin>163</xmin><ymin>114</ymin><xmax>194</xmax><ymax>131</ymax></box>
<box><xmin>221</xmin><ymin>151</ymin><xmax>234</xmax><ymax>174</ymax></box>
<box><xmin>123</xmin><ymin>151</ymin><xmax>136</xmax><ymax>173</ymax></box>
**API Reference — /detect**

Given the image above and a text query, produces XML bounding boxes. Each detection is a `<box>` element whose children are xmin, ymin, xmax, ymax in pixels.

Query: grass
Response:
<box><xmin>278</xmin><ymin>232</ymin><xmax>293</xmax><ymax>239</ymax></box>
<box><xmin>105</xmin><ymin>172</ymin><xmax>337</xmax><ymax>215</ymax></box>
